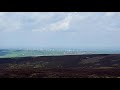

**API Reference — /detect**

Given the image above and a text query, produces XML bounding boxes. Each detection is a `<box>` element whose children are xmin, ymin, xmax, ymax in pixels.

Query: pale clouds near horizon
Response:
<box><xmin>0</xmin><ymin>12</ymin><xmax>120</xmax><ymax>49</ymax></box>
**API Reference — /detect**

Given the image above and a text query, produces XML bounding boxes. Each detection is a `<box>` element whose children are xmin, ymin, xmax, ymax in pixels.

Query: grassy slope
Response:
<box><xmin>0</xmin><ymin>50</ymin><xmax>73</xmax><ymax>58</ymax></box>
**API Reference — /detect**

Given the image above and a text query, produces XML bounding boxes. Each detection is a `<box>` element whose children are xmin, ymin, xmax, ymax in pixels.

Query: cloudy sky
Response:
<box><xmin>0</xmin><ymin>12</ymin><xmax>120</xmax><ymax>49</ymax></box>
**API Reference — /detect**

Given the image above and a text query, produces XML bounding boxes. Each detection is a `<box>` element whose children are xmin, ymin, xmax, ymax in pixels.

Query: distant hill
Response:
<box><xmin>1</xmin><ymin>49</ymin><xmax>120</xmax><ymax>58</ymax></box>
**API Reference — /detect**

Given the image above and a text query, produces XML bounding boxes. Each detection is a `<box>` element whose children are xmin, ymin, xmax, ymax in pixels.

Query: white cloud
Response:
<box><xmin>50</xmin><ymin>14</ymin><xmax>72</xmax><ymax>31</ymax></box>
<box><xmin>105</xmin><ymin>12</ymin><xmax>116</xmax><ymax>17</ymax></box>
<box><xmin>0</xmin><ymin>14</ymin><xmax>22</xmax><ymax>32</ymax></box>
<box><xmin>32</xmin><ymin>12</ymin><xmax>94</xmax><ymax>32</ymax></box>
<box><xmin>0</xmin><ymin>12</ymin><xmax>8</xmax><ymax>16</ymax></box>
<box><xmin>32</xmin><ymin>14</ymin><xmax>72</xmax><ymax>32</ymax></box>
<box><xmin>0</xmin><ymin>12</ymin><xmax>120</xmax><ymax>33</ymax></box>
<box><xmin>0</xmin><ymin>12</ymin><xmax>98</xmax><ymax>33</ymax></box>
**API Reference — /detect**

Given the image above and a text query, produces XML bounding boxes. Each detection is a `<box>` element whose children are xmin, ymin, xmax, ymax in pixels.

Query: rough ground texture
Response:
<box><xmin>0</xmin><ymin>54</ymin><xmax>120</xmax><ymax>78</ymax></box>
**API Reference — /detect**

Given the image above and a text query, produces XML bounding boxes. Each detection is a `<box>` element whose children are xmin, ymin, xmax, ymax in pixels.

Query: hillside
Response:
<box><xmin>0</xmin><ymin>54</ymin><xmax>120</xmax><ymax>78</ymax></box>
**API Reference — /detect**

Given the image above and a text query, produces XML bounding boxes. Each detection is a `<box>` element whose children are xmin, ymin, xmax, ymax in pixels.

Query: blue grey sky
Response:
<box><xmin>0</xmin><ymin>12</ymin><xmax>120</xmax><ymax>49</ymax></box>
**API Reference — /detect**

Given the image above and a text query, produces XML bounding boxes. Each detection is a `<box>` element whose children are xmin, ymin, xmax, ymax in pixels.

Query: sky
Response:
<box><xmin>0</xmin><ymin>12</ymin><xmax>120</xmax><ymax>49</ymax></box>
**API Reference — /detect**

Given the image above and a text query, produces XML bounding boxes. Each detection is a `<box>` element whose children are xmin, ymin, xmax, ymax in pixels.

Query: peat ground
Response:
<box><xmin>0</xmin><ymin>54</ymin><xmax>120</xmax><ymax>78</ymax></box>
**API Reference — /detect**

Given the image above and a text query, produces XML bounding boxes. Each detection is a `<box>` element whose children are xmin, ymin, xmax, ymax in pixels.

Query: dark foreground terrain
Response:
<box><xmin>0</xmin><ymin>54</ymin><xmax>120</xmax><ymax>78</ymax></box>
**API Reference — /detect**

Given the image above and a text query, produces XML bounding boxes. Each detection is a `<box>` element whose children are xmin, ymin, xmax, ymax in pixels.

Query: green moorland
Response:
<box><xmin>0</xmin><ymin>49</ymin><xmax>87</xmax><ymax>58</ymax></box>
